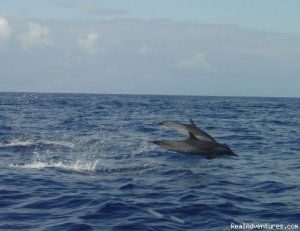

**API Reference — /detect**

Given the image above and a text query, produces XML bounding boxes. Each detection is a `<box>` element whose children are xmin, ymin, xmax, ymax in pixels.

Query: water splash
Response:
<box><xmin>0</xmin><ymin>138</ymin><xmax>75</xmax><ymax>148</ymax></box>
<box><xmin>10</xmin><ymin>160</ymin><xmax>99</xmax><ymax>172</ymax></box>
<box><xmin>4</xmin><ymin>131</ymin><xmax>155</xmax><ymax>175</ymax></box>
<box><xmin>9</xmin><ymin>152</ymin><xmax>98</xmax><ymax>173</ymax></box>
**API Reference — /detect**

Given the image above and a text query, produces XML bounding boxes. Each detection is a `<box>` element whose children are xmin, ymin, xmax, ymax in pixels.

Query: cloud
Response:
<box><xmin>138</xmin><ymin>46</ymin><xmax>151</xmax><ymax>55</ymax></box>
<box><xmin>0</xmin><ymin>16</ymin><xmax>12</xmax><ymax>46</ymax></box>
<box><xmin>73</xmin><ymin>3</ymin><xmax>127</xmax><ymax>16</ymax></box>
<box><xmin>176</xmin><ymin>52</ymin><xmax>212</xmax><ymax>70</ymax></box>
<box><xmin>20</xmin><ymin>22</ymin><xmax>51</xmax><ymax>50</ymax></box>
<box><xmin>1</xmin><ymin>18</ymin><xmax>299</xmax><ymax>96</ymax></box>
<box><xmin>77</xmin><ymin>31</ymin><xmax>99</xmax><ymax>54</ymax></box>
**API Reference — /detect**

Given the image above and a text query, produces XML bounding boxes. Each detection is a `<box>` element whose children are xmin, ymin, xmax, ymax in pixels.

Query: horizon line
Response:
<box><xmin>0</xmin><ymin>90</ymin><xmax>299</xmax><ymax>99</ymax></box>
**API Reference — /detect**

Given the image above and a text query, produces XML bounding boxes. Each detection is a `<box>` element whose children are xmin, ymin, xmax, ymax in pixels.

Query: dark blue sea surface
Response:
<box><xmin>0</xmin><ymin>92</ymin><xmax>299</xmax><ymax>230</ymax></box>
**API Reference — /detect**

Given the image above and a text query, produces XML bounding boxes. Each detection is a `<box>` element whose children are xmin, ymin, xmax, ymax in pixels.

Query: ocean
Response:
<box><xmin>0</xmin><ymin>92</ymin><xmax>299</xmax><ymax>231</ymax></box>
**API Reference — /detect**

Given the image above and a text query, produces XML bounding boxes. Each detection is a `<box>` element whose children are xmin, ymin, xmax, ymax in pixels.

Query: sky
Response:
<box><xmin>0</xmin><ymin>0</ymin><xmax>300</xmax><ymax>97</ymax></box>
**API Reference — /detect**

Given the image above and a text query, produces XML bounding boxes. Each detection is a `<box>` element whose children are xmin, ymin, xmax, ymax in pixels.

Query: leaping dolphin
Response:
<box><xmin>160</xmin><ymin>119</ymin><xmax>216</xmax><ymax>142</ymax></box>
<box><xmin>153</xmin><ymin>120</ymin><xmax>237</xmax><ymax>159</ymax></box>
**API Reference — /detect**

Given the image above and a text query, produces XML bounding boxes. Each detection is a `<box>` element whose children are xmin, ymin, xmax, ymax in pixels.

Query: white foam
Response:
<box><xmin>133</xmin><ymin>140</ymin><xmax>156</xmax><ymax>156</ymax></box>
<box><xmin>52</xmin><ymin>160</ymin><xmax>99</xmax><ymax>172</ymax></box>
<box><xmin>10</xmin><ymin>161</ymin><xmax>48</xmax><ymax>169</ymax></box>
<box><xmin>147</xmin><ymin>209</ymin><xmax>164</xmax><ymax>218</ymax></box>
<box><xmin>147</xmin><ymin>208</ymin><xmax>185</xmax><ymax>224</ymax></box>
<box><xmin>0</xmin><ymin>140</ymin><xmax>34</xmax><ymax>147</ymax></box>
<box><xmin>170</xmin><ymin>215</ymin><xmax>185</xmax><ymax>224</ymax></box>
<box><xmin>9</xmin><ymin>160</ymin><xmax>99</xmax><ymax>173</ymax></box>
<box><xmin>0</xmin><ymin>139</ymin><xmax>75</xmax><ymax>148</ymax></box>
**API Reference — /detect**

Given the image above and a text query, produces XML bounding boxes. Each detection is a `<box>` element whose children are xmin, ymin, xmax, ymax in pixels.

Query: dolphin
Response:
<box><xmin>160</xmin><ymin>119</ymin><xmax>216</xmax><ymax>142</ymax></box>
<box><xmin>153</xmin><ymin>120</ymin><xmax>237</xmax><ymax>159</ymax></box>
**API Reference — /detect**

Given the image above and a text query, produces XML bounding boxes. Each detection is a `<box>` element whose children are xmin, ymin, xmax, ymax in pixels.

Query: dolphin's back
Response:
<box><xmin>152</xmin><ymin>140</ymin><xmax>200</xmax><ymax>154</ymax></box>
<box><xmin>162</xmin><ymin>120</ymin><xmax>216</xmax><ymax>142</ymax></box>
<box><xmin>153</xmin><ymin>133</ymin><xmax>222</xmax><ymax>155</ymax></box>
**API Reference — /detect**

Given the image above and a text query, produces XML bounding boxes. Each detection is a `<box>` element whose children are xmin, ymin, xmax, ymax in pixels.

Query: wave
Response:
<box><xmin>9</xmin><ymin>160</ymin><xmax>155</xmax><ymax>175</ymax></box>
<box><xmin>9</xmin><ymin>160</ymin><xmax>98</xmax><ymax>173</ymax></box>
<box><xmin>0</xmin><ymin>139</ymin><xmax>75</xmax><ymax>149</ymax></box>
<box><xmin>4</xmin><ymin>137</ymin><xmax>155</xmax><ymax>175</ymax></box>
<box><xmin>147</xmin><ymin>208</ymin><xmax>185</xmax><ymax>224</ymax></box>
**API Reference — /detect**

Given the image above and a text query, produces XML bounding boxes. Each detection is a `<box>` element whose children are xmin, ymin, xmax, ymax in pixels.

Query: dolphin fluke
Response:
<box><xmin>152</xmin><ymin>119</ymin><xmax>237</xmax><ymax>159</ymax></box>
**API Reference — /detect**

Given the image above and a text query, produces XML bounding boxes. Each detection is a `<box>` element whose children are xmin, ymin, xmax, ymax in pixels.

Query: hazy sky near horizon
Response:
<box><xmin>1</xmin><ymin>0</ymin><xmax>300</xmax><ymax>97</ymax></box>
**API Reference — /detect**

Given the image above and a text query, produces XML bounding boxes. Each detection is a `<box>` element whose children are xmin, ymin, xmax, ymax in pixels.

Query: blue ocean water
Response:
<box><xmin>0</xmin><ymin>92</ymin><xmax>299</xmax><ymax>231</ymax></box>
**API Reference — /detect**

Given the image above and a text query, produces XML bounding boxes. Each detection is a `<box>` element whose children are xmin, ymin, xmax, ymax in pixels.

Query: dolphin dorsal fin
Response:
<box><xmin>188</xmin><ymin>132</ymin><xmax>199</xmax><ymax>141</ymax></box>
<box><xmin>189</xmin><ymin>119</ymin><xmax>196</xmax><ymax>126</ymax></box>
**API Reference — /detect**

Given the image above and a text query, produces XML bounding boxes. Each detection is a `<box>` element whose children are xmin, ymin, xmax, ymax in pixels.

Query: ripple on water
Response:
<box><xmin>1</xmin><ymin>93</ymin><xmax>299</xmax><ymax>231</ymax></box>
<box><xmin>43</xmin><ymin>223</ymin><xmax>93</xmax><ymax>231</ymax></box>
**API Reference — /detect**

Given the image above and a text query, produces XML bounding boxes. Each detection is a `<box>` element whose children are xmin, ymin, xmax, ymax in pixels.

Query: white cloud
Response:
<box><xmin>0</xmin><ymin>16</ymin><xmax>12</xmax><ymax>46</ymax></box>
<box><xmin>1</xmin><ymin>19</ymin><xmax>299</xmax><ymax>96</ymax></box>
<box><xmin>176</xmin><ymin>52</ymin><xmax>212</xmax><ymax>70</ymax></box>
<box><xmin>20</xmin><ymin>22</ymin><xmax>51</xmax><ymax>50</ymax></box>
<box><xmin>77</xmin><ymin>31</ymin><xmax>99</xmax><ymax>54</ymax></box>
<box><xmin>138</xmin><ymin>46</ymin><xmax>151</xmax><ymax>55</ymax></box>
